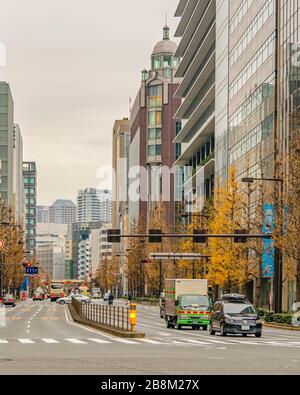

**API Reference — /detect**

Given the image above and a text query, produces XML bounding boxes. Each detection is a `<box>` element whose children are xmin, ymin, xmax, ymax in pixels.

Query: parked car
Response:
<box><xmin>56</xmin><ymin>294</ymin><xmax>91</xmax><ymax>305</ymax></box>
<box><xmin>210</xmin><ymin>294</ymin><xmax>262</xmax><ymax>337</ymax></box>
<box><xmin>3</xmin><ymin>293</ymin><xmax>16</xmax><ymax>307</ymax></box>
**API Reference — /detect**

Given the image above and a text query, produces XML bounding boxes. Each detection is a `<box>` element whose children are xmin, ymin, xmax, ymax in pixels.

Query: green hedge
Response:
<box><xmin>264</xmin><ymin>312</ymin><xmax>293</xmax><ymax>325</ymax></box>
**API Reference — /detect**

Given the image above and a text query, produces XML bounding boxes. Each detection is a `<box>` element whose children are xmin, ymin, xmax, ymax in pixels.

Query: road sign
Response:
<box><xmin>0</xmin><ymin>240</ymin><xmax>5</xmax><ymax>251</ymax></box>
<box><xmin>25</xmin><ymin>266</ymin><xmax>38</xmax><ymax>275</ymax></box>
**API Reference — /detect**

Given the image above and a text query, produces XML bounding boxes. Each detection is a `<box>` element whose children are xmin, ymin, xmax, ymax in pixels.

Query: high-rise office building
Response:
<box><xmin>129</xmin><ymin>25</ymin><xmax>181</xmax><ymax>228</ymax></box>
<box><xmin>174</xmin><ymin>1</ymin><xmax>216</xmax><ymax>217</ymax></box>
<box><xmin>23</xmin><ymin>162</ymin><xmax>37</xmax><ymax>257</ymax></box>
<box><xmin>12</xmin><ymin>124</ymin><xmax>24</xmax><ymax>225</ymax></box>
<box><xmin>49</xmin><ymin>199</ymin><xmax>76</xmax><ymax>225</ymax></box>
<box><xmin>0</xmin><ymin>83</ymin><xmax>15</xmax><ymax>209</ymax></box>
<box><xmin>77</xmin><ymin>188</ymin><xmax>111</xmax><ymax>223</ymax></box>
<box><xmin>112</xmin><ymin>119</ymin><xmax>131</xmax><ymax>293</ymax></box>
<box><xmin>174</xmin><ymin>0</ymin><xmax>300</xmax><ymax>310</ymax></box>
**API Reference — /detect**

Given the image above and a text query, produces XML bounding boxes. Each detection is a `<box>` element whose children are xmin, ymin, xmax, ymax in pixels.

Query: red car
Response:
<box><xmin>32</xmin><ymin>294</ymin><xmax>45</xmax><ymax>301</ymax></box>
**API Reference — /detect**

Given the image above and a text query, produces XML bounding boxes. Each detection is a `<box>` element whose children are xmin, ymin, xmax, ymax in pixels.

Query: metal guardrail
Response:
<box><xmin>71</xmin><ymin>297</ymin><xmax>130</xmax><ymax>332</ymax></box>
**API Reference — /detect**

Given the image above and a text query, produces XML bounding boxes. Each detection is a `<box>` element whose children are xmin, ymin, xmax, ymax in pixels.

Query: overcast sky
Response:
<box><xmin>0</xmin><ymin>0</ymin><xmax>178</xmax><ymax>205</ymax></box>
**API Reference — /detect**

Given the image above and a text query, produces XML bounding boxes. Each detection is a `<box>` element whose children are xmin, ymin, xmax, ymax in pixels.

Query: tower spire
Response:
<box><xmin>163</xmin><ymin>20</ymin><xmax>170</xmax><ymax>40</ymax></box>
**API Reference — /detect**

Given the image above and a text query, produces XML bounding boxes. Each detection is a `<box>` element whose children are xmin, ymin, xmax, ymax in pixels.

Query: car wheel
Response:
<box><xmin>255</xmin><ymin>333</ymin><xmax>262</xmax><ymax>338</ymax></box>
<box><xmin>242</xmin><ymin>334</ymin><xmax>247</xmax><ymax>337</ymax></box>
<box><xmin>220</xmin><ymin>323</ymin><xmax>227</xmax><ymax>336</ymax></box>
<box><xmin>202</xmin><ymin>325</ymin><xmax>208</xmax><ymax>331</ymax></box>
<box><xmin>59</xmin><ymin>301</ymin><xmax>65</xmax><ymax>305</ymax></box>
<box><xmin>209</xmin><ymin>323</ymin><xmax>216</xmax><ymax>335</ymax></box>
<box><xmin>177</xmin><ymin>323</ymin><xmax>182</xmax><ymax>330</ymax></box>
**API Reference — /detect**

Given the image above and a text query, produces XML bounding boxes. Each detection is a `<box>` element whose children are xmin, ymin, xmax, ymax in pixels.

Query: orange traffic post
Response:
<box><xmin>129</xmin><ymin>303</ymin><xmax>137</xmax><ymax>333</ymax></box>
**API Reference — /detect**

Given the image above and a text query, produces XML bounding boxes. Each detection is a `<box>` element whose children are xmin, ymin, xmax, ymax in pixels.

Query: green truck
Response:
<box><xmin>165</xmin><ymin>279</ymin><xmax>211</xmax><ymax>330</ymax></box>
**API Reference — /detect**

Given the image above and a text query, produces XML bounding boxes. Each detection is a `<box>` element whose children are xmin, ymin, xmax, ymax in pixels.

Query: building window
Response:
<box><xmin>148</xmin><ymin>145</ymin><xmax>156</xmax><ymax>157</ymax></box>
<box><xmin>148</xmin><ymin>85</ymin><xmax>163</xmax><ymax>108</ymax></box>
<box><xmin>148</xmin><ymin>110</ymin><xmax>162</xmax><ymax>126</ymax></box>
<box><xmin>153</xmin><ymin>56</ymin><xmax>162</xmax><ymax>69</ymax></box>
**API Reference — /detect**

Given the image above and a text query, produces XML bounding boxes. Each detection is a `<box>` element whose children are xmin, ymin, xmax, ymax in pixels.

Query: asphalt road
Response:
<box><xmin>0</xmin><ymin>299</ymin><xmax>300</xmax><ymax>375</ymax></box>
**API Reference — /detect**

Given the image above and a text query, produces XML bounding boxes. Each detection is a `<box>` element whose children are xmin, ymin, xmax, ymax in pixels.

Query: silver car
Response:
<box><xmin>56</xmin><ymin>294</ymin><xmax>91</xmax><ymax>305</ymax></box>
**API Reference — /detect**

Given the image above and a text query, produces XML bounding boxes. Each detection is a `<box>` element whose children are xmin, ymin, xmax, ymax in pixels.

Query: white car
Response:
<box><xmin>56</xmin><ymin>294</ymin><xmax>91</xmax><ymax>305</ymax></box>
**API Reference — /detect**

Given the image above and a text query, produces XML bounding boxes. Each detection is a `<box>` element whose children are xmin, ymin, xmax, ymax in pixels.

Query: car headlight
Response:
<box><xmin>225</xmin><ymin>318</ymin><xmax>234</xmax><ymax>324</ymax></box>
<box><xmin>180</xmin><ymin>315</ymin><xmax>189</xmax><ymax>319</ymax></box>
<box><xmin>256</xmin><ymin>319</ymin><xmax>262</xmax><ymax>325</ymax></box>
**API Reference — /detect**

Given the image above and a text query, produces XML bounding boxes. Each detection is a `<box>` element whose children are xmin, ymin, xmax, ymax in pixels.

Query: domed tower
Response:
<box><xmin>130</xmin><ymin>25</ymin><xmax>182</xmax><ymax>231</ymax></box>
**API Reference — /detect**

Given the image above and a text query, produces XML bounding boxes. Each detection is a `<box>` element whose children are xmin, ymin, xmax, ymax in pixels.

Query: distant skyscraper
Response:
<box><xmin>37</xmin><ymin>205</ymin><xmax>49</xmax><ymax>223</ymax></box>
<box><xmin>76</xmin><ymin>188</ymin><xmax>112</xmax><ymax>223</ymax></box>
<box><xmin>23</xmin><ymin>162</ymin><xmax>37</xmax><ymax>257</ymax></box>
<box><xmin>49</xmin><ymin>199</ymin><xmax>75</xmax><ymax>225</ymax></box>
<box><xmin>97</xmin><ymin>189</ymin><xmax>112</xmax><ymax>223</ymax></box>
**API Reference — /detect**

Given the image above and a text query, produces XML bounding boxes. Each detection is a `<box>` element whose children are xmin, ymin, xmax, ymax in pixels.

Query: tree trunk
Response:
<box><xmin>296</xmin><ymin>260</ymin><xmax>300</xmax><ymax>302</ymax></box>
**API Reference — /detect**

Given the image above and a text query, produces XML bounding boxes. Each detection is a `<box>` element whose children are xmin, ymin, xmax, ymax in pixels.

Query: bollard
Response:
<box><xmin>129</xmin><ymin>303</ymin><xmax>137</xmax><ymax>333</ymax></box>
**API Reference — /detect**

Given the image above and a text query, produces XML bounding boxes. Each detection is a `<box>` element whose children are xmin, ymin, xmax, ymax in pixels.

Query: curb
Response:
<box><xmin>68</xmin><ymin>305</ymin><xmax>145</xmax><ymax>338</ymax></box>
<box><xmin>263</xmin><ymin>322</ymin><xmax>300</xmax><ymax>331</ymax></box>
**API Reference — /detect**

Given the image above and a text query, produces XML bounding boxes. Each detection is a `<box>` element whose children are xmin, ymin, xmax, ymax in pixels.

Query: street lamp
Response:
<box><xmin>242</xmin><ymin>176</ymin><xmax>284</xmax><ymax>313</ymax></box>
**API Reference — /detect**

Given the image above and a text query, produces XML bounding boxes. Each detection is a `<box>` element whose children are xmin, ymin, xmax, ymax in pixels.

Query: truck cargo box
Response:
<box><xmin>165</xmin><ymin>279</ymin><xmax>208</xmax><ymax>318</ymax></box>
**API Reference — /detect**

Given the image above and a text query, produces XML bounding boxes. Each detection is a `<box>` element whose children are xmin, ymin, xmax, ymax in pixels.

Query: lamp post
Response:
<box><xmin>242</xmin><ymin>177</ymin><xmax>284</xmax><ymax>313</ymax></box>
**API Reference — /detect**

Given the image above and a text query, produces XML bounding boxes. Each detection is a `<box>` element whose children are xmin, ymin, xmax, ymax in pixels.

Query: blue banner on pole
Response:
<box><xmin>262</xmin><ymin>204</ymin><xmax>275</xmax><ymax>278</ymax></box>
<box><xmin>20</xmin><ymin>276</ymin><xmax>29</xmax><ymax>291</ymax></box>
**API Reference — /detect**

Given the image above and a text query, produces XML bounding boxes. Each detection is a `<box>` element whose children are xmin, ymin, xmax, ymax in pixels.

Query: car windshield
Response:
<box><xmin>223</xmin><ymin>303</ymin><xmax>256</xmax><ymax>315</ymax></box>
<box><xmin>181</xmin><ymin>295</ymin><xmax>209</xmax><ymax>308</ymax></box>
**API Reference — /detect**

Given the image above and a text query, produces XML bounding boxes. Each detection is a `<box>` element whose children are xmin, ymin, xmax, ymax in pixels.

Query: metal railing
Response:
<box><xmin>71</xmin><ymin>297</ymin><xmax>130</xmax><ymax>332</ymax></box>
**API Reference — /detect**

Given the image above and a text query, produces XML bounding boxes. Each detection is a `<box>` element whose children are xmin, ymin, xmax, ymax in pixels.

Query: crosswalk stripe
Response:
<box><xmin>42</xmin><ymin>338</ymin><xmax>59</xmax><ymax>344</ymax></box>
<box><xmin>87</xmin><ymin>338</ymin><xmax>112</xmax><ymax>344</ymax></box>
<box><xmin>112</xmin><ymin>339</ymin><xmax>140</xmax><ymax>344</ymax></box>
<box><xmin>137</xmin><ymin>338</ymin><xmax>164</xmax><ymax>344</ymax></box>
<box><xmin>0</xmin><ymin>339</ymin><xmax>8</xmax><ymax>344</ymax></box>
<box><xmin>65</xmin><ymin>338</ymin><xmax>87</xmax><ymax>344</ymax></box>
<box><xmin>171</xmin><ymin>340</ymin><xmax>190</xmax><ymax>345</ymax></box>
<box><xmin>228</xmin><ymin>340</ymin><xmax>262</xmax><ymax>345</ymax></box>
<box><xmin>184</xmin><ymin>339</ymin><xmax>212</xmax><ymax>345</ymax></box>
<box><xmin>18</xmin><ymin>339</ymin><xmax>35</xmax><ymax>344</ymax></box>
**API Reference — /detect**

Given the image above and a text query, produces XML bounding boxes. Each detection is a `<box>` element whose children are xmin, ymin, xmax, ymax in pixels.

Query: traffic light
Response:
<box><xmin>234</xmin><ymin>230</ymin><xmax>248</xmax><ymax>243</ymax></box>
<box><xmin>107</xmin><ymin>229</ymin><xmax>121</xmax><ymax>243</ymax></box>
<box><xmin>149</xmin><ymin>229</ymin><xmax>162</xmax><ymax>243</ymax></box>
<box><xmin>193</xmin><ymin>230</ymin><xmax>207</xmax><ymax>244</ymax></box>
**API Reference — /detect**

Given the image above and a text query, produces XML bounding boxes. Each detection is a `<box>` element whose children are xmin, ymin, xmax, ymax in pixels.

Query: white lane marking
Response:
<box><xmin>137</xmin><ymin>338</ymin><xmax>164</xmax><ymax>345</ymax></box>
<box><xmin>87</xmin><ymin>338</ymin><xmax>112</xmax><ymax>344</ymax></box>
<box><xmin>65</xmin><ymin>338</ymin><xmax>87</xmax><ymax>344</ymax></box>
<box><xmin>0</xmin><ymin>339</ymin><xmax>8</xmax><ymax>344</ymax></box>
<box><xmin>18</xmin><ymin>339</ymin><xmax>35</xmax><ymax>344</ymax></box>
<box><xmin>42</xmin><ymin>338</ymin><xmax>60</xmax><ymax>344</ymax></box>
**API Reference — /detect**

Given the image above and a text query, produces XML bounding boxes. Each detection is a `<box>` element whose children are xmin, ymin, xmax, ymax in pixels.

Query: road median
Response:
<box><xmin>263</xmin><ymin>322</ymin><xmax>300</xmax><ymax>331</ymax></box>
<box><xmin>68</xmin><ymin>302</ymin><xmax>145</xmax><ymax>339</ymax></box>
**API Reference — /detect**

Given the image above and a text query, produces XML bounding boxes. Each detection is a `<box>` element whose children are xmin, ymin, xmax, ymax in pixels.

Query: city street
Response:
<box><xmin>0</xmin><ymin>300</ymin><xmax>300</xmax><ymax>375</ymax></box>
